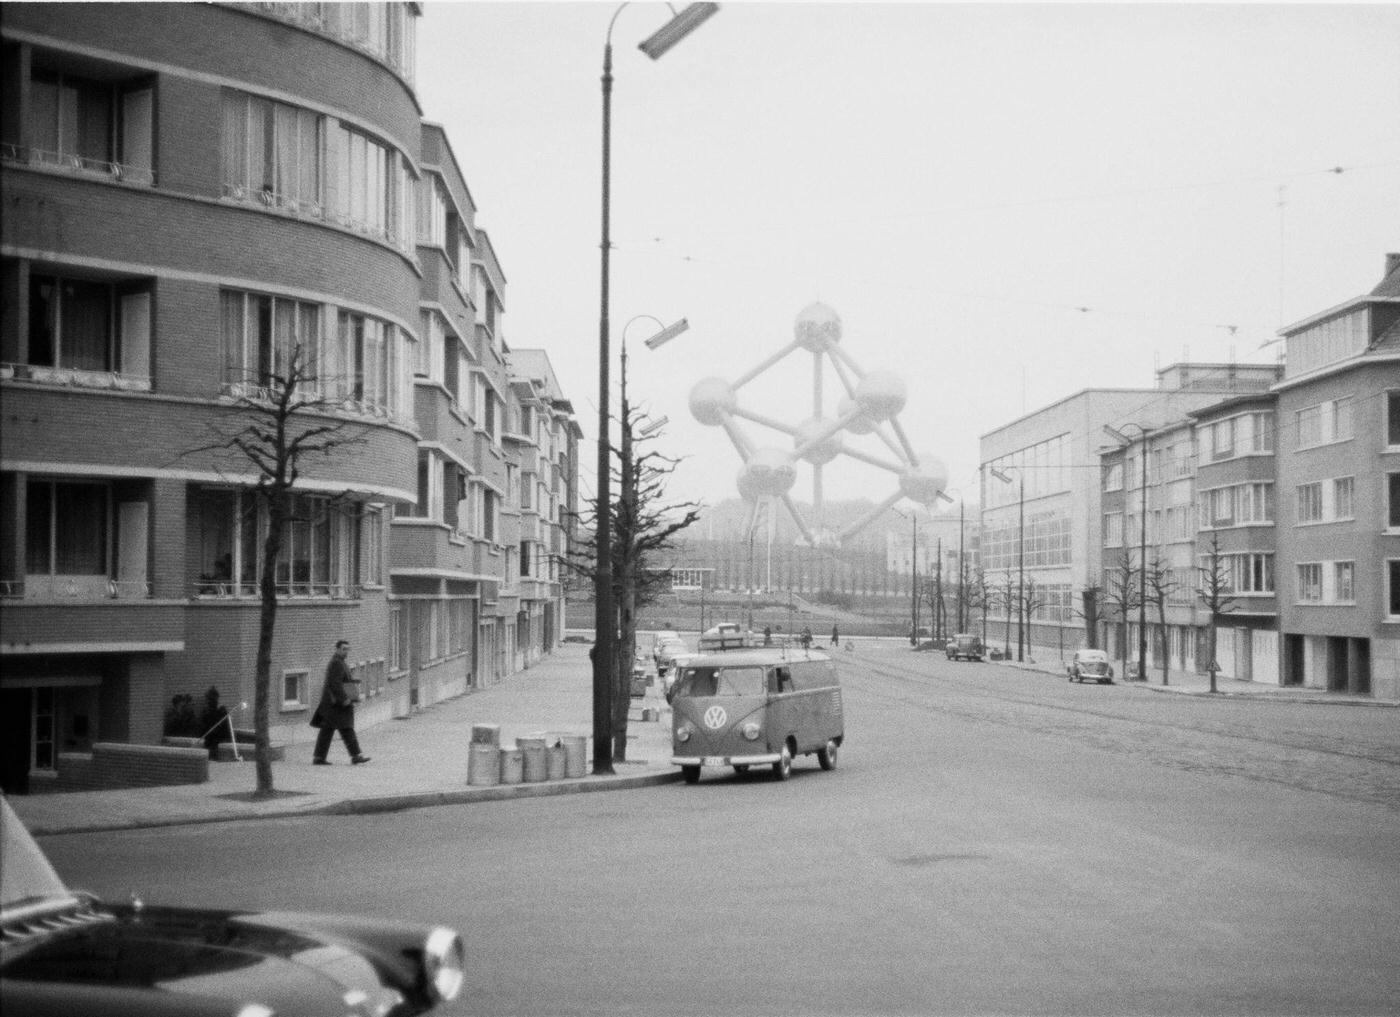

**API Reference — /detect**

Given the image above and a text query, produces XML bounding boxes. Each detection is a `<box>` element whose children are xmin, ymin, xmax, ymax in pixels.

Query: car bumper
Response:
<box><xmin>672</xmin><ymin>752</ymin><xmax>782</xmax><ymax>768</ymax></box>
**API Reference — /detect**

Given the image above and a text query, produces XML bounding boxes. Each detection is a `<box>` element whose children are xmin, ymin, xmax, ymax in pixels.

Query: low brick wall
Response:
<box><xmin>40</xmin><ymin>742</ymin><xmax>210</xmax><ymax>793</ymax></box>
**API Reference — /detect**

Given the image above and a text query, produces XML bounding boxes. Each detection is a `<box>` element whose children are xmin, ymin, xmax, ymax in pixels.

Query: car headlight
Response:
<box><xmin>740</xmin><ymin>722</ymin><xmax>761</xmax><ymax>741</ymax></box>
<box><xmin>423</xmin><ymin>927</ymin><xmax>465</xmax><ymax>1002</ymax></box>
<box><xmin>675</xmin><ymin>725</ymin><xmax>692</xmax><ymax>743</ymax></box>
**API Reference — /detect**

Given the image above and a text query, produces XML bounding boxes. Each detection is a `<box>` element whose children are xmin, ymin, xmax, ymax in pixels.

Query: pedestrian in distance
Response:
<box><xmin>763</xmin><ymin>625</ymin><xmax>772</xmax><ymax>646</ymax></box>
<box><xmin>830</xmin><ymin>624</ymin><xmax>839</xmax><ymax>646</ymax></box>
<box><xmin>801</xmin><ymin>626</ymin><xmax>812</xmax><ymax>649</ymax></box>
<box><xmin>311</xmin><ymin>639</ymin><xmax>369</xmax><ymax>765</ymax></box>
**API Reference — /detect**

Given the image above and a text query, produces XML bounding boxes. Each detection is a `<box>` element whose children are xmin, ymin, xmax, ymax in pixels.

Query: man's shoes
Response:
<box><xmin>351</xmin><ymin>755</ymin><xmax>371</xmax><ymax>765</ymax></box>
<box><xmin>312</xmin><ymin>758</ymin><xmax>330</xmax><ymax>765</ymax></box>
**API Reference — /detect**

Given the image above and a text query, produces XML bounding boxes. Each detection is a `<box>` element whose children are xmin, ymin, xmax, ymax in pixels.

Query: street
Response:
<box><xmin>42</xmin><ymin>645</ymin><xmax>1400</xmax><ymax>1016</ymax></box>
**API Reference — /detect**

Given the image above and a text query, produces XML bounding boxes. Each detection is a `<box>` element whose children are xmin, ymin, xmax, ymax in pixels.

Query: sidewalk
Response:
<box><xmin>12</xmin><ymin>642</ymin><xmax>678</xmax><ymax>838</ymax></box>
<box><xmin>991</xmin><ymin>654</ymin><xmax>1398</xmax><ymax>706</ymax></box>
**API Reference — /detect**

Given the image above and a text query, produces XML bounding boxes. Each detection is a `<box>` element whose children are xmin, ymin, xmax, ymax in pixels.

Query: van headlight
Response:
<box><xmin>675</xmin><ymin>725</ymin><xmax>692</xmax><ymax>743</ymax></box>
<box><xmin>740</xmin><ymin>722</ymin><xmax>761</xmax><ymax>741</ymax></box>
<box><xmin>423</xmin><ymin>927</ymin><xmax>466</xmax><ymax>1002</ymax></box>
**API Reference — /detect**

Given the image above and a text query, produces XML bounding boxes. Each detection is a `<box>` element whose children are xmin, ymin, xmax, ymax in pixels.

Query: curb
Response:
<box><xmin>1130</xmin><ymin>683</ymin><xmax>1399</xmax><ymax>707</ymax></box>
<box><xmin>28</xmin><ymin>769</ymin><xmax>682</xmax><ymax>837</ymax></box>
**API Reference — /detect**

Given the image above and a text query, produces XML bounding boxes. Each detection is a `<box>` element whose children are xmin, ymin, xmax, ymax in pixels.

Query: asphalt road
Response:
<box><xmin>43</xmin><ymin>647</ymin><xmax>1400</xmax><ymax>1016</ymax></box>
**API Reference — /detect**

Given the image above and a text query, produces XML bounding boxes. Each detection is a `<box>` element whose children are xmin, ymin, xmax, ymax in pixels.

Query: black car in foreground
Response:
<box><xmin>0</xmin><ymin>796</ymin><xmax>465</xmax><ymax>1016</ymax></box>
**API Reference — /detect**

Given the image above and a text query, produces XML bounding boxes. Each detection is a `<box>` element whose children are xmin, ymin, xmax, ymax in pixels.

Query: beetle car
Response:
<box><xmin>1067</xmin><ymin>648</ymin><xmax>1115</xmax><ymax>684</ymax></box>
<box><xmin>670</xmin><ymin>647</ymin><xmax>844</xmax><ymax>784</ymax></box>
<box><xmin>0</xmin><ymin>795</ymin><xmax>466</xmax><ymax>1017</ymax></box>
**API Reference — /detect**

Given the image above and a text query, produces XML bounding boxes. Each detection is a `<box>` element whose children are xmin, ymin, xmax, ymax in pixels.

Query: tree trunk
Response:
<box><xmin>252</xmin><ymin>494</ymin><xmax>285</xmax><ymax>795</ymax></box>
<box><xmin>613</xmin><ymin>577</ymin><xmax>634</xmax><ymax>761</ymax></box>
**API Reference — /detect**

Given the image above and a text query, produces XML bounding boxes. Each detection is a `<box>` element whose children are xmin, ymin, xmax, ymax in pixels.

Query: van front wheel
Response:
<box><xmin>817</xmin><ymin>739</ymin><xmax>839</xmax><ymax>771</ymax></box>
<box><xmin>773</xmin><ymin>745</ymin><xmax>792</xmax><ymax>781</ymax></box>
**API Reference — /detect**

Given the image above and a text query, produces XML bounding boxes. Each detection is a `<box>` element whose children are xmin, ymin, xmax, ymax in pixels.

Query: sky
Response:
<box><xmin>416</xmin><ymin>1</ymin><xmax>1400</xmax><ymax>514</ymax></box>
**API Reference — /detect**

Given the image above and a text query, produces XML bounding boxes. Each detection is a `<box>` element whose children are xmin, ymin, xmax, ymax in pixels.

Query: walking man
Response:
<box><xmin>830</xmin><ymin>624</ymin><xmax>840</xmax><ymax>646</ymax></box>
<box><xmin>311</xmin><ymin>639</ymin><xmax>369</xmax><ymax>765</ymax></box>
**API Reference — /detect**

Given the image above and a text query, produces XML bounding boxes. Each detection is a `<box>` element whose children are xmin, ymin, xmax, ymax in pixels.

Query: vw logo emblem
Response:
<box><xmin>703</xmin><ymin>705</ymin><xmax>728</xmax><ymax>730</ymax></box>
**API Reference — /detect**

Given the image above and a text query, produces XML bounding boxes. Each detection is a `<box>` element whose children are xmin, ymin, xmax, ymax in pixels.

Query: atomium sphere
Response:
<box><xmin>899</xmin><ymin>455</ymin><xmax>950</xmax><ymax>506</ymax></box>
<box><xmin>794</xmin><ymin>416</ymin><xmax>843</xmax><ymax>465</ymax></box>
<box><xmin>688</xmin><ymin>376</ymin><xmax>737</xmax><ymax>427</ymax></box>
<box><xmin>738</xmin><ymin>447</ymin><xmax>798</xmax><ymax>498</ymax></box>
<box><xmin>793</xmin><ymin>302</ymin><xmax>842</xmax><ymax>353</ymax></box>
<box><xmin>854</xmin><ymin>370</ymin><xmax>907</xmax><ymax>422</ymax></box>
<box><xmin>837</xmin><ymin>396</ymin><xmax>878</xmax><ymax>435</ymax></box>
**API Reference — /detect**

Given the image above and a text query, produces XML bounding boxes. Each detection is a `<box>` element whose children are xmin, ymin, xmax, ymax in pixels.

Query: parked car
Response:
<box><xmin>945</xmin><ymin>633</ymin><xmax>984</xmax><ymax>661</ymax></box>
<box><xmin>1067</xmin><ymin>649</ymin><xmax>1115</xmax><ymax>684</ymax></box>
<box><xmin>654</xmin><ymin>635</ymin><xmax>690</xmax><ymax>680</ymax></box>
<box><xmin>0</xmin><ymin>795</ymin><xmax>466</xmax><ymax>1016</ymax></box>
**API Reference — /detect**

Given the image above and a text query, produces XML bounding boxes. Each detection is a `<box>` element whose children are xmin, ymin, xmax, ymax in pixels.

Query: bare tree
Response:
<box><xmin>567</xmin><ymin>402</ymin><xmax>699</xmax><ymax>763</ymax></box>
<box><xmin>1196</xmin><ymin>529</ymin><xmax>1237</xmax><ymax>694</ymax></box>
<box><xmin>1144</xmin><ymin>554</ymin><xmax>1179</xmax><ymax>685</ymax></box>
<box><xmin>998</xmin><ymin>570</ymin><xmax>1016</xmax><ymax>658</ymax></box>
<box><xmin>967</xmin><ymin>567</ymin><xmax>991</xmax><ymax>647</ymax></box>
<box><xmin>1101</xmin><ymin>548</ymin><xmax>1140</xmax><ymax>679</ymax></box>
<box><xmin>184</xmin><ymin>345</ymin><xmax>366</xmax><ymax>794</ymax></box>
<box><xmin>1020</xmin><ymin>576</ymin><xmax>1046</xmax><ymax>663</ymax></box>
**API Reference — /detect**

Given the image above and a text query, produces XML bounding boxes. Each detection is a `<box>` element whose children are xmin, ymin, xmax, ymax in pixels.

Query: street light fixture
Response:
<box><xmin>1103</xmin><ymin>423</ymin><xmax>1151</xmax><ymax>685</ymax></box>
<box><xmin>594</xmin><ymin>4</ymin><xmax>716</xmax><ymax>775</ymax></box>
<box><xmin>990</xmin><ymin>465</ymin><xmax>1025</xmax><ymax>662</ymax></box>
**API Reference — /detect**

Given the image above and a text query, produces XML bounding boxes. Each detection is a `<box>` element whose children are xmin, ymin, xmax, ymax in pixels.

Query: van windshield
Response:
<box><xmin>677</xmin><ymin>666</ymin><xmax>767</xmax><ymax>697</ymax></box>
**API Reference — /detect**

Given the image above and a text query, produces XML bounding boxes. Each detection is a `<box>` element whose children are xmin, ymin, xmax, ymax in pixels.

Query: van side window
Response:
<box><xmin>775</xmin><ymin>667</ymin><xmax>793</xmax><ymax>692</ymax></box>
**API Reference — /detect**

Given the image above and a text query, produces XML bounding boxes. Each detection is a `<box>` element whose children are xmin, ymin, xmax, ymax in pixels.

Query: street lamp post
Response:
<box><xmin>990</xmin><ymin>466</ymin><xmax>1025</xmax><ymax>662</ymax></box>
<box><xmin>594</xmin><ymin>3</ymin><xmax>717</xmax><ymax>775</ymax></box>
<box><xmin>1104</xmin><ymin>423</ymin><xmax>1151</xmax><ymax>685</ymax></box>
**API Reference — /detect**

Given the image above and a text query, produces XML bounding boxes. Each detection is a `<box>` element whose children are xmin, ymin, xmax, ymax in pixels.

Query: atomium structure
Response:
<box><xmin>689</xmin><ymin>302</ymin><xmax>948</xmax><ymax>547</ymax></box>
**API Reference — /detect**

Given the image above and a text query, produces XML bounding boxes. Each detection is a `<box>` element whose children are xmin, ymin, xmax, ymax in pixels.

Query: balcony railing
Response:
<box><xmin>14</xmin><ymin>576</ymin><xmax>151</xmax><ymax>600</ymax></box>
<box><xmin>193</xmin><ymin>580</ymin><xmax>363</xmax><ymax>600</ymax></box>
<box><xmin>2</xmin><ymin>142</ymin><xmax>155</xmax><ymax>186</ymax></box>
<box><xmin>3</xmin><ymin>362</ymin><xmax>152</xmax><ymax>392</ymax></box>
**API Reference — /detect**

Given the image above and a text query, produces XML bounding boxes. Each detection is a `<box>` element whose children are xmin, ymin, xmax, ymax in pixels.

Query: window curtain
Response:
<box><xmin>61</xmin><ymin>279</ymin><xmax>110</xmax><ymax>371</ymax></box>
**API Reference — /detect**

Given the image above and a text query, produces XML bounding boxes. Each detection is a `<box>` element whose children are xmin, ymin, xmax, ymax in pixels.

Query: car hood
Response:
<box><xmin>1</xmin><ymin>901</ymin><xmax>406</xmax><ymax>1017</ymax></box>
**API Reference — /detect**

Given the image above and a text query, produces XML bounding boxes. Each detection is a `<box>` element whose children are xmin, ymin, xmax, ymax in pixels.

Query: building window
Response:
<box><xmin>1247</xmin><ymin>411</ymin><xmax>1275</xmax><ymax>453</ymax></box>
<box><xmin>1102</xmin><ymin>462</ymin><xmax>1123</xmax><ymax>492</ymax></box>
<box><xmin>1210</xmin><ymin>418</ymin><xmax>1235</xmax><ymax>460</ymax></box>
<box><xmin>1388</xmin><ymin>391</ymin><xmax>1400</xmax><ymax>448</ymax></box>
<box><xmin>362</xmin><ymin>506</ymin><xmax>383</xmax><ymax>586</ymax></box>
<box><xmin>194</xmin><ymin>487</ymin><xmax>360</xmax><ymax>598</ymax></box>
<box><xmin>1230</xmin><ymin>553</ymin><xmax>1274</xmax><ymax>594</ymax></box>
<box><xmin>1328</xmin><ymin>396</ymin><xmax>1354</xmax><ymax>443</ymax></box>
<box><xmin>27</xmin><ymin>273</ymin><xmax>151</xmax><ymax>381</ymax></box>
<box><xmin>1103</xmin><ymin>511</ymin><xmax>1123</xmax><ymax>548</ymax></box>
<box><xmin>1333</xmin><ymin>561</ymin><xmax>1354</xmax><ymax>603</ymax></box>
<box><xmin>331</xmin><ymin>310</ymin><xmax>401</xmax><ymax>415</ymax></box>
<box><xmin>281</xmin><ymin>670</ymin><xmax>309</xmax><ymax>709</ymax></box>
<box><xmin>1389</xmin><ymin>472</ymin><xmax>1400</xmax><ymax>530</ymax></box>
<box><xmin>1388</xmin><ymin>560</ymin><xmax>1400</xmax><ymax>619</ymax></box>
<box><xmin>1296</xmin><ymin>397</ymin><xmax>1354</xmax><ymax>450</ymax></box>
<box><xmin>1332</xmin><ymin>476</ymin><xmax>1354</xmax><ymax>521</ymax></box>
<box><xmin>1296</xmin><ymin>482</ymin><xmax>1322</xmax><ymax>524</ymax></box>
<box><xmin>1296</xmin><ymin>563</ymin><xmax>1322</xmax><ymax>603</ymax></box>
<box><xmin>1295</xmin><ymin>404</ymin><xmax>1320</xmax><ymax>449</ymax></box>
<box><xmin>222</xmin><ymin>90</ymin><xmax>323</xmax><ymax>214</ymax></box>
<box><xmin>220</xmin><ymin>290</ymin><xmax>320</xmax><ymax>395</ymax></box>
<box><xmin>29</xmin><ymin>68</ymin><xmax>154</xmax><ymax>184</ymax></box>
<box><xmin>26</xmin><ymin>479</ymin><xmax>109</xmax><ymax>576</ymax></box>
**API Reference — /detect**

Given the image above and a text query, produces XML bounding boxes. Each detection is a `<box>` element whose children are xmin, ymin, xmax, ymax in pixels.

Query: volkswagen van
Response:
<box><xmin>669</xmin><ymin>648</ymin><xmax>844</xmax><ymax>784</ymax></box>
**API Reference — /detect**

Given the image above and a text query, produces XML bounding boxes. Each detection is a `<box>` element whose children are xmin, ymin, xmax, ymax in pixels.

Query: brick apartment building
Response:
<box><xmin>0</xmin><ymin>2</ymin><xmax>579</xmax><ymax>792</ymax></box>
<box><xmin>1094</xmin><ymin>254</ymin><xmax>1399</xmax><ymax>699</ymax></box>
